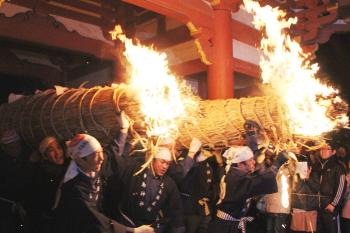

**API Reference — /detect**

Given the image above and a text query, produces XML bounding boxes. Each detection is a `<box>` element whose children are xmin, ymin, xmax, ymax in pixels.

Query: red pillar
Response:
<box><xmin>207</xmin><ymin>2</ymin><xmax>235</xmax><ymax>99</ymax></box>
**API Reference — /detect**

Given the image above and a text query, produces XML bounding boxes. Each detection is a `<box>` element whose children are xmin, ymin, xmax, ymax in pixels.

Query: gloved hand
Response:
<box><xmin>189</xmin><ymin>138</ymin><xmax>202</xmax><ymax>154</ymax></box>
<box><xmin>243</xmin><ymin>120</ymin><xmax>260</xmax><ymax>152</ymax></box>
<box><xmin>273</xmin><ymin>151</ymin><xmax>289</xmax><ymax>169</ymax></box>
<box><xmin>134</xmin><ymin>225</ymin><xmax>154</xmax><ymax>233</ymax></box>
<box><xmin>116</xmin><ymin>111</ymin><xmax>130</xmax><ymax>131</ymax></box>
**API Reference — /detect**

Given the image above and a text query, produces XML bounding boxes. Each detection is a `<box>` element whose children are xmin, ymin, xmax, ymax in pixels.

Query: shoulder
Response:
<box><xmin>329</xmin><ymin>157</ymin><xmax>346</xmax><ymax>173</ymax></box>
<box><xmin>62</xmin><ymin>174</ymin><xmax>85</xmax><ymax>193</ymax></box>
<box><xmin>227</xmin><ymin>167</ymin><xmax>246</xmax><ymax>178</ymax></box>
<box><xmin>163</xmin><ymin>175</ymin><xmax>178</xmax><ymax>191</ymax></box>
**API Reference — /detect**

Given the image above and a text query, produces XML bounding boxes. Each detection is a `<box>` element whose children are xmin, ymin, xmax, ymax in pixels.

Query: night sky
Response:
<box><xmin>316</xmin><ymin>32</ymin><xmax>350</xmax><ymax>105</ymax></box>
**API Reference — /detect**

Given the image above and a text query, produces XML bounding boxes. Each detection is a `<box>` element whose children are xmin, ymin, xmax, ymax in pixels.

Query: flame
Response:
<box><xmin>281</xmin><ymin>173</ymin><xmax>289</xmax><ymax>208</ymax></box>
<box><xmin>0</xmin><ymin>0</ymin><xmax>4</xmax><ymax>7</ymax></box>
<box><xmin>243</xmin><ymin>0</ymin><xmax>348</xmax><ymax>136</ymax></box>
<box><xmin>110</xmin><ymin>25</ymin><xmax>198</xmax><ymax>141</ymax></box>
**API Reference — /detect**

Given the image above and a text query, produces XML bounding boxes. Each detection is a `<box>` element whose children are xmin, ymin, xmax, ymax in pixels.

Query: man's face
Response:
<box><xmin>152</xmin><ymin>158</ymin><xmax>171</xmax><ymax>177</ymax></box>
<box><xmin>78</xmin><ymin>150</ymin><xmax>104</xmax><ymax>172</ymax></box>
<box><xmin>45</xmin><ymin>141</ymin><xmax>64</xmax><ymax>165</ymax></box>
<box><xmin>320</xmin><ymin>145</ymin><xmax>335</xmax><ymax>160</ymax></box>
<box><xmin>238</xmin><ymin>158</ymin><xmax>256</xmax><ymax>173</ymax></box>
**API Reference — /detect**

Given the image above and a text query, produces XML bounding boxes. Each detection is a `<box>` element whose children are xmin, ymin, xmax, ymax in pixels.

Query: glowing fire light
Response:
<box><xmin>243</xmin><ymin>0</ymin><xmax>348</xmax><ymax>136</ymax></box>
<box><xmin>281</xmin><ymin>174</ymin><xmax>289</xmax><ymax>208</ymax></box>
<box><xmin>110</xmin><ymin>25</ymin><xmax>198</xmax><ymax>141</ymax></box>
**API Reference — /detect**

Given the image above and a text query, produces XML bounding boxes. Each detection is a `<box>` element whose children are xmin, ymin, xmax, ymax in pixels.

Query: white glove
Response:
<box><xmin>134</xmin><ymin>225</ymin><xmax>154</xmax><ymax>233</ymax></box>
<box><xmin>117</xmin><ymin>111</ymin><xmax>130</xmax><ymax>129</ymax></box>
<box><xmin>189</xmin><ymin>138</ymin><xmax>202</xmax><ymax>153</ymax></box>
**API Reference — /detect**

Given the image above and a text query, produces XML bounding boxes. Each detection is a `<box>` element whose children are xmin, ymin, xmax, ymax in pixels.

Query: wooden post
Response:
<box><xmin>207</xmin><ymin>1</ymin><xmax>238</xmax><ymax>99</ymax></box>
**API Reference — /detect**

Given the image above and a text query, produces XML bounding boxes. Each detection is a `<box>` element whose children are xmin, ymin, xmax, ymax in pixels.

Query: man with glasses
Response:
<box><xmin>306</xmin><ymin>143</ymin><xmax>347</xmax><ymax>233</ymax></box>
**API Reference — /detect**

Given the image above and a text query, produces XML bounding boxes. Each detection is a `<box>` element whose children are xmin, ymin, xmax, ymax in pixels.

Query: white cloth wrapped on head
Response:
<box><xmin>0</xmin><ymin>129</ymin><xmax>20</xmax><ymax>145</ymax></box>
<box><xmin>154</xmin><ymin>147</ymin><xmax>172</xmax><ymax>161</ymax></box>
<box><xmin>223</xmin><ymin>146</ymin><xmax>254</xmax><ymax>164</ymax></box>
<box><xmin>63</xmin><ymin>134</ymin><xmax>102</xmax><ymax>183</ymax></box>
<box><xmin>39</xmin><ymin>136</ymin><xmax>57</xmax><ymax>155</ymax></box>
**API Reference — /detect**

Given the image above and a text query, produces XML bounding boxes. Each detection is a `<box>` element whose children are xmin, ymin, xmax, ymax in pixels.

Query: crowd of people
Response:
<box><xmin>0</xmin><ymin>113</ymin><xmax>349</xmax><ymax>233</ymax></box>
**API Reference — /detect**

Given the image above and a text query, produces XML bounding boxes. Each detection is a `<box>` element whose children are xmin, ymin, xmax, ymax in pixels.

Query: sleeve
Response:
<box><xmin>305</xmin><ymin>165</ymin><xmax>321</xmax><ymax>194</ymax></box>
<box><xmin>244</xmin><ymin>170</ymin><xmax>278</xmax><ymax>198</ymax></box>
<box><xmin>248</xmin><ymin>171</ymin><xmax>278</xmax><ymax>197</ymax></box>
<box><xmin>100</xmin><ymin>132</ymin><xmax>128</xmax><ymax>178</ymax></box>
<box><xmin>163</xmin><ymin>178</ymin><xmax>185</xmax><ymax>230</ymax></box>
<box><xmin>52</xmin><ymin>196</ymin><xmax>127</xmax><ymax>233</ymax></box>
<box><xmin>182</xmin><ymin>156</ymin><xmax>195</xmax><ymax>177</ymax></box>
<box><xmin>331</xmin><ymin>167</ymin><xmax>346</xmax><ymax>207</ymax></box>
<box><xmin>167</xmin><ymin>156</ymin><xmax>194</xmax><ymax>185</ymax></box>
<box><xmin>106</xmin><ymin>131</ymin><xmax>143</xmax><ymax>180</ymax></box>
<box><xmin>111</xmin><ymin>132</ymin><xmax>128</xmax><ymax>159</ymax></box>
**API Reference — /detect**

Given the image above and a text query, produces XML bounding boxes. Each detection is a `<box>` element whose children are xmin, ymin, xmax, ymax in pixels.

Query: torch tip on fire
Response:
<box><xmin>109</xmin><ymin>25</ymin><xmax>125</xmax><ymax>41</ymax></box>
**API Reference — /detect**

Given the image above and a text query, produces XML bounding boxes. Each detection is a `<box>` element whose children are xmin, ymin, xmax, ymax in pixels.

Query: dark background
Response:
<box><xmin>316</xmin><ymin>32</ymin><xmax>350</xmax><ymax>144</ymax></box>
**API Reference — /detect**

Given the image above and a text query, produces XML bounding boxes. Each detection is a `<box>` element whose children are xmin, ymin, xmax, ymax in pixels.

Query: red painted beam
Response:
<box><xmin>0</xmin><ymin>12</ymin><xmax>117</xmax><ymax>61</ymax></box>
<box><xmin>124</xmin><ymin>0</ymin><xmax>261</xmax><ymax>48</ymax></box>
<box><xmin>169</xmin><ymin>58</ymin><xmax>260</xmax><ymax>78</ymax></box>
<box><xmin>232</xmin><ymin>58</ymin><xmax>260</xmax><ymax>78</ymax></box>
<box><xmin>232</xmin><ymin>20</ymin><xmax>261</xmax><ymax>47</ymax></box>
<box><xmin>170</xmin><ymin>59</ymin><xmax>207</xmax><ymax>77</ymax></box>
<box><xmin>142</xmin><ymin>25</ymin><xmax>192</xmax><ymax>49</ymax></box>
<box><xmin>122</xmin><ymin>0</ymin><xmax>213</xmax><ymax>28</ymax></box>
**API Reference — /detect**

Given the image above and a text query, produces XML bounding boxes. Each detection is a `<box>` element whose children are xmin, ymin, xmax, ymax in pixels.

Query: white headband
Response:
<box><xmin>223</xmin><ymin>146</ymin><xmax>254</xmax><ymax>164</ymax></box>
<box><xmin>64</xmin><ymin>134</ymin><xmax>102</xmax><ymax>183</ymax></box>
<box><xmin>154</xmin><ymin>147</ymin><xmax>172</xmax><ymax>161</ymax></box>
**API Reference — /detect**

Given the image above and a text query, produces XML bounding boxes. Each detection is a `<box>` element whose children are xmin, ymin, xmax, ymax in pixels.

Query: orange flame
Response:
<box><xmin>110</xmin><ymin>25</ymin><xmax>198</xmax><ymax>140</ymax></box>
<box><xmin>243</xmin><ymin>0</ymin><xmax>348</xmax><ymax>136</ymax></box>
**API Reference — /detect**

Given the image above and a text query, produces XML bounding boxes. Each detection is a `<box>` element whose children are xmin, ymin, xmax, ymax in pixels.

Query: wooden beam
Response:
<box><xmin>50</xmin><ymin>0</ymin><xmax>102</xmax><ymax>14</ymax></box>
<box><xmin>232</xmin><ymin>58</ymin><xmax>260</xmax><ymax>78</ymax></box>
<box><xmin>126</xmin><ymin>10</ymin><xmax>159</xmax><ymax>26</ymax></box>
<box><xmin>143</xmin><ymin>25</ymin><xmax>192</xmax><ymax>49</ymax></box>
<box><xmin>10</xmin><ymin>0</ymin><xmax>103</xmax><ymax>25</ymax></box>
<box><xmin>317</xmin><ymin>23</ymin><xmax>350</xmax><ymax>44</ymax></box>
<box><xmin>38</xmin><ymin>2</ymin><xmax>102</xmax><ymax>25</ymax></box>
<box><xmin>6</xmin><ymin>0</ymin><xmax>36</xmax><ymax>9</ymax></box>
<box><xmin>0</xmin><ymin>12</ymin><xmax>117</xmax><ymax>61</ymax></box>
<box><xmin>169</xmin><ymin>58</ymin><xmax>260</xmax><ymax>78</ymax></box>
<box><xmin>170</xmin><ymin>59</ymin><xmax>207</xmax><ymax>76</ymax></box>
<box><xmin>123</xmin><ymin>0</ymin><xmax>261</xmax><ymax>48</ymax></box>
<box><xmin>122</xmin><ymin>0</ymin><xmax>213</xmax><ymax>28</ymax></box>
<box><xmin>0</xmin><ymin>47</ymin><xmax>62</xmax><ymax>85</ymax></box>
<box><xmin>232</xmin><ymin>21</ymin><xmax>261</xmax><ymax>47</ymax></box>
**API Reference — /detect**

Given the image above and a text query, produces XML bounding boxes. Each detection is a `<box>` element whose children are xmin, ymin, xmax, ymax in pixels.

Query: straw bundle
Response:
<box><xmin>0</xmin><ymin>86</ymin><xmax>291</xmax><ymax>148</ymax></box>
<box><xmin>178</xmin><ymin>96</ymin><xmax>292</xmax><ymax>149</ymax></box>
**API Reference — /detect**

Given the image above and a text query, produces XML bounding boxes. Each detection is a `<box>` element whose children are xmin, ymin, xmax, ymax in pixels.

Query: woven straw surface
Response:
<box><xmin>0</xmin><ymin>86</ymin><xmax>291</xmax><ymax>148</ymax></box>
